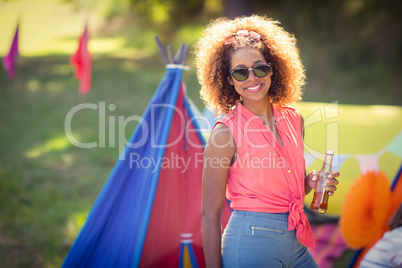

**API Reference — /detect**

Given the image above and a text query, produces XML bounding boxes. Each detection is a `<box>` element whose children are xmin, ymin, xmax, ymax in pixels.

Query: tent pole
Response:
<box><xmin>154</xmin><ymin>35</ymin><xmax>169</xmax><ymax>65</ymax></box>
<box><xmin>180</xmin><ymin>44</ymin><xmax>189</xmax><ymax>65</ymax></box>
<box><xmin>166</xmin><ymin>45</ymin><xmax>173</xmax><ymax>64</ymax></box>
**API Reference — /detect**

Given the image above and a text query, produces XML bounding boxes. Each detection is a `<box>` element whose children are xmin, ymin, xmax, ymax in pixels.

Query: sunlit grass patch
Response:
<box><xmin>24</xmin><ymin>136</ymin><xmax>71</xmax><ymax>158</ymax></box>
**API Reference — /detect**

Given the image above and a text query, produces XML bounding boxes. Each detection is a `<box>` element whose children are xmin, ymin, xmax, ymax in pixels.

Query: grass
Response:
<box><xmin>0</xmin><ymin>49</ymin><xmax>206</xmax><ymax>267</ymax></box>
<box><xmin>0</xmin><ymin>1</ymin><xmax>401</xmax><ymax>267</ymax></box>
<box><xmin>0</xmin><ymin>55</ymin><xmax>164</xmax><ymax>267</ymax></box>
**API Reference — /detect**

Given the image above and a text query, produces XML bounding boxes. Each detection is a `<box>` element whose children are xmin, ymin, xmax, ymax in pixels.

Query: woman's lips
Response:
<box><xmin>245</xmin><ymin>83</ymin><xmax>263</xmax><ymax>92</ymax></box>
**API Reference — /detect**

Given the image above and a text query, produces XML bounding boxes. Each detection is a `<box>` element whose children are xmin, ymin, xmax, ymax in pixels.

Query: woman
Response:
<box><xmin>194</xmin><ymin>15</ymin><xmax>340</xmax><ymax>267</ymax></box>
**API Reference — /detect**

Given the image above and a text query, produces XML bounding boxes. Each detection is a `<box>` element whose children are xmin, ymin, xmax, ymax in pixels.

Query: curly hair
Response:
<box><xmin>194</xmin><ymin>15</ymin><xmax>305</xmax><ymax>115</ymax></box>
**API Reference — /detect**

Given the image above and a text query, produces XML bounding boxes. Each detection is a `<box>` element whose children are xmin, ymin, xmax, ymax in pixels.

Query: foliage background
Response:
<box><xmin>0</xmin><ymin>0</ymin><xmax>401</xmax><ymax>267</ymax></box>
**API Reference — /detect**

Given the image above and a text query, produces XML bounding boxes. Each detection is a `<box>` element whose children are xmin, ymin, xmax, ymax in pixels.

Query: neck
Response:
<box><xmin>241</xmin><ymin>98</ymin><xmax>274</xmax><ymax>122</ymax></box>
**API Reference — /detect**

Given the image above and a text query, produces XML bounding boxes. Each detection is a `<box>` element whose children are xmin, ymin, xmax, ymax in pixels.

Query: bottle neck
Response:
<box><xmin>322</xmin><ymin>153</ymin><xmax>333</xmax><ymax>172</ymax></box>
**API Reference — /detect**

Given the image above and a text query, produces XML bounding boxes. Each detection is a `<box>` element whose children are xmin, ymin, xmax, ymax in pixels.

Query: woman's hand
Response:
<box><xmin>305</xmin><ymin>170</ymin><xmax>340</xmax><ymax>196</ymax></box>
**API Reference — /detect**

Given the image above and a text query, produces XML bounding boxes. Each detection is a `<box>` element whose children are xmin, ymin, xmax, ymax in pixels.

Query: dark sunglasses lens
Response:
<box><xmin>254</xmin><ymin>65</ymin><xmax>270</xmax><ymax>78</ymax></box>
<box><xmin>232</xmin><ymin>68</ymin><xmax>248</xmax><ymax>81</ymax></box>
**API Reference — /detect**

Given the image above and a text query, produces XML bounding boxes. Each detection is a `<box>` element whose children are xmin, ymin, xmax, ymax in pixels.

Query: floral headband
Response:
<box><xmin>224</xmin><ymin>30</ymin><xmax>261</xmax><ymax>45</ymax></box>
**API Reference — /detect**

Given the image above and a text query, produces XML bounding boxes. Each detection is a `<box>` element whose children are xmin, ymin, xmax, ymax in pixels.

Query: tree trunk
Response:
<box><xmin>224</xmin><ymin>0</ymin><xmax>253</xmax><ymax>19</ymax></box>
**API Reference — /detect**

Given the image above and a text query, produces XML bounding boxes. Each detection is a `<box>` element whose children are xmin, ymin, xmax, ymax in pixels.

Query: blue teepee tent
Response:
<box><xmin>63</xmin><ymin>41</ymin><xmax>206</xmax><ymax>268</ymax></box>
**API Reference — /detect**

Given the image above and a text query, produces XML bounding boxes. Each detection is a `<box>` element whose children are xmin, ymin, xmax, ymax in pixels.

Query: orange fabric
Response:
<box><xmin>352</xmin><ymin>168</ymin><xmax>402</xmax><ymax>267</ymax></box>
<box><xmin>215</xmin><ymin>102</ymin><xmax>314</xmax><ymax>247</ymax></box>
<box><xmin>339</xmin><ymin>170</ymin><xmax>391</xmax><ymax>249</ymax></box>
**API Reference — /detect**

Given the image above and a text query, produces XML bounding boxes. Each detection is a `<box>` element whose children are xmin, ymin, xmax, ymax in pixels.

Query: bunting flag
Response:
<box><xmin>2</xmin><ymin>23</ymin><xmax>19</xmax><ymax>79</ymax></box>
<box><xmin>70</xmin><ymin>24</ymin><xmax>91</xmax><ymax>95</ymax></box>
<box><xmin>304</xmin><ymin>131</ymin><xmax>402</xmax><ymax>173</ymax></box>
<box><xmin>304</xmin><ymin>152</ymin><xmax>318</xmax><ymax>169</ymax></box>
<box><xmin>331</xmin><ymin>154</ymin><xmax>349</xmax><ymax>172</ymax></box>
<box><xmin>387</xmin><ymin>131</ymin><xmax>402</xmax><ymax>158</ymax></box>
<box><xmin>356</xmin><ymin>154</ymin><xmax>381</xmax><ymax>173</ymax></box>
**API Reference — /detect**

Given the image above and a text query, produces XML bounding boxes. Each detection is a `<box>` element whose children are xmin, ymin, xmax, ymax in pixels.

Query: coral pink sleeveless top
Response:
<box><xmin>214</xmin><ymin>102</ymin><xmax>314</xmax><ymax>247</ymax></box>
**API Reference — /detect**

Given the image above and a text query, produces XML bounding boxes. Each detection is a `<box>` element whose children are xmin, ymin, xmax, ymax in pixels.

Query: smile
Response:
<box><xmin>245</xmin><ymin>83</ymin><xmax>263</xmax><ymax>92</ymax></box>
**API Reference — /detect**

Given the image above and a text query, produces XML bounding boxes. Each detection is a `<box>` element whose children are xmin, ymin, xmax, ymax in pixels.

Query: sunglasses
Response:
<box><xmin>230</xmin><ymin>63</ymin><xmax>272</xmax><ymax>82</ymax></box>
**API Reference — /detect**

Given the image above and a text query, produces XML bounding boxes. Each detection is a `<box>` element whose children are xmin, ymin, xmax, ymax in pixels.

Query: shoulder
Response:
<box><xmin>275</xmin><ymin>104</ymin><xmax>304</xmax><ymax>133</ymax></box>
<box><xmin>209</xmin><ymin>123</ymin><xmax>234</xmax><ymax>147</ymax></box>
<box><xmin>215</xmin><ymin>108</ymin><xmax>238</xmax><ymax>125</ymax></box>
<box><xmin>275</xmin><ymin>104</ymin><xmax>302</xmax><ymax>121</ymax></box>
<box><xmin>211</xmin><ymin>105</ymin><xmax>241</xmax><ymax>141</ymax></box>
<box><xmin>211</xmin><ymin>107</ymin><xmax>240</xmax><ymax>135</ymax></box>
<box><xmin>276</xmin><ymin>104</ymin><xmax>301</xmax><ymax>117</ymax></box>
<box><xmin>205</xmin><ymin>122</ymin><xmax>236</xmax><ymax>161</ymax></box>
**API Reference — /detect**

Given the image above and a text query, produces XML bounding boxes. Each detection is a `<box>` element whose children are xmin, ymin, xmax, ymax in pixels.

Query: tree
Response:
<box><xmin>224</xmin><ymin>0</ymin><xmax>253</xmax><ymax>19</ymax></box>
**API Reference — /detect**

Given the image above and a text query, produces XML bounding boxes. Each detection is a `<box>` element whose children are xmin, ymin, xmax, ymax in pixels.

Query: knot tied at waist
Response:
<box><xmin>288</xmin><ymin>196</ymin><xmax>315</xmax><ymax>247</ymax></box>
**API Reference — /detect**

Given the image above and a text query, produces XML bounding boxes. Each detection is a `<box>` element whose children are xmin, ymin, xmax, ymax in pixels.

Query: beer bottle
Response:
<box><xmin>310</xmin><ymin>149</ymin><xmax>334</xmax><ymax>213</ymax></box>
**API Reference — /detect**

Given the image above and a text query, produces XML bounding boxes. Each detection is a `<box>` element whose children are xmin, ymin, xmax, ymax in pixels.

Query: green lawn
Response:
<box><xmin>0</xmin><ymin>55</ymin><xmax>169</xmax><ymax>267</ymax></box>
<box><xmin>1</xmin><ymin>0</ymin><xmax>401</xmax><ymax>267</ymax></box>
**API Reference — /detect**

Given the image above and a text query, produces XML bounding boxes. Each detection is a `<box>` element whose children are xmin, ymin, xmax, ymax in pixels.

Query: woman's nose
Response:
<box><xmin>247</xmin><ymin>68</ymin><xmax>257</xmax><ymax>80</ymax></box>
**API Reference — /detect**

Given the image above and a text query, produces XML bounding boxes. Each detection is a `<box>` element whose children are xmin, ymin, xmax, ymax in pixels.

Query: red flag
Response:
<box><xmin>70</xmin><ymin>25</ymin><xmax>91</xmax><ymax>95</ymax></box>
<box><xmin>3</xmin><ymin>23</ymin><xmax>19</xmax><ymax>79</ymax></box>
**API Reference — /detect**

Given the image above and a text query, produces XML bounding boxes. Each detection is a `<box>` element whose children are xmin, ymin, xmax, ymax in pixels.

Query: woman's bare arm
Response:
<box><xmin>202</xmin><ymin>123</ymin><xmax>236</xmax><ymax>268</ymax></box>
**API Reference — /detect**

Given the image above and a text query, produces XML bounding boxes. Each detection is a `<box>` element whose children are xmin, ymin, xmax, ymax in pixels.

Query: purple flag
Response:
<box><xmin>3</xmin><ymin>24</ymin><xmax>19</xmax><ymax>78</ymax></box>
